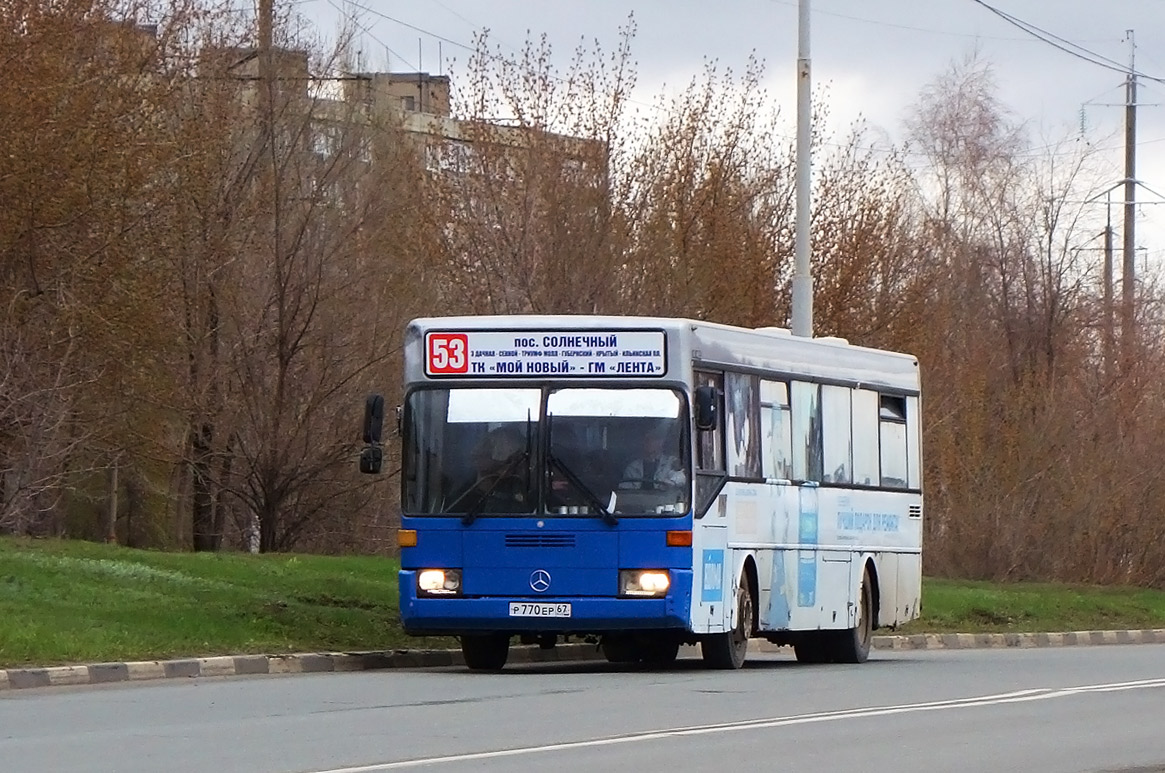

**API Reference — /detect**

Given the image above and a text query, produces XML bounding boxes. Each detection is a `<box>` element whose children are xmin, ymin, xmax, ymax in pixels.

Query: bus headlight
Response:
<box><xmin>619</xmin><ymin>569</ymin><xmax>670</xmax><ymax>597</ymax></box>
<box><xmin>418</xmin><ymin>569</ymin><xmax>462</xmax><ymax>596</ymax></box>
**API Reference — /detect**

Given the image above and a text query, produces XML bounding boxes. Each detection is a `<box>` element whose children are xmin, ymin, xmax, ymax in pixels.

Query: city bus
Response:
<box><xmin>360</xmin><ymin>315</ymin><xmax>923</xmax><ymax>670</ymax></box>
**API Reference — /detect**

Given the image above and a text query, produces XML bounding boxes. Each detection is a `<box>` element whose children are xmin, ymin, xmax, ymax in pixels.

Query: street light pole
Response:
<box><xmin>791</xmin><ymin>0</ymin><xmax>813</xmax><ymax>338</ymax></box>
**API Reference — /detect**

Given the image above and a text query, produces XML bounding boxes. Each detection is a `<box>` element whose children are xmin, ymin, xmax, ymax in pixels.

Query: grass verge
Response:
<box><xmin>2</xmin><ymin>538</ymin><xmax>1164</xmax><ymax>668</ymax></box>
<box><xmin>0</xmin><ymin>537</ymin><xmax>450</xmax><ymax>668</ymax></box>
<box><xmin>897</xmin><ymin>576</ymin><xmax>1165</xmax><ymax>634</ymax></box>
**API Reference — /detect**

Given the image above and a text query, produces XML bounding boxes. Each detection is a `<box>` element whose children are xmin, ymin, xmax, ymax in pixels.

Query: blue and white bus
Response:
<box><xmin>360</xmin><ymin>315</ymin><xmax>923</xmax><ymax>670</ymax></box>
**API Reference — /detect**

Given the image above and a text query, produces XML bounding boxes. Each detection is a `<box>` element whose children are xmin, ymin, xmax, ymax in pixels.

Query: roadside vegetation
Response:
<box><xmin>0</xmin><ymin>537</ymin><xmax>449</xmax><ymax>668</ymax></box>
<box><xmin>4</xmin><ymin>1</ymin><xmax>1165</xmax><ymax>604</ymax></box>
<box><xmin>2</xmin><ymin>538</ymin><xmax>1163</xmax><ymax>668</ymax></box>
<box><xmin>897</xmin><ymin>578</ymin><xmax>1165</xmax><ymax>634</ymax></box>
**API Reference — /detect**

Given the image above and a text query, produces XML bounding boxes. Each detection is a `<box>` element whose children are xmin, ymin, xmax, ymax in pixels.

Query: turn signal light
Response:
<box><xmin>398</xmin><ymin>529</ymin><xmax>418</xmax><ymax>548</ymax></box>
<box><xmin>666</xmin><ymin>530</ymin><xmax>692</xmax><ymax>547</ymax></box>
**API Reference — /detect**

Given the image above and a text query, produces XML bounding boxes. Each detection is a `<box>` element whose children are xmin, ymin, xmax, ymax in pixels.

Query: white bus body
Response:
<box><xmin>396</xmin><ymin>315</ymin><xmax>922</xmax><ymax>667</ymax></box>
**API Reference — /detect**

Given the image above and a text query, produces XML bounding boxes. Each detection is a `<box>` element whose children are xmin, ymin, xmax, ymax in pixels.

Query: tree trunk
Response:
<box><xmin>191</xmin><ymin>422</ymin><xmax>219</xmax><ymax>551</ymax></box>
<box><xmin>211</xmin><ymin>440</ymin><xmax>232</xmax><ymax>549</ymax></box>
<box><xmin>259</xmin><ymin>504</ymin><xmax>278</xmax><ymax>553</ymax></box>
<box><xmin>105</xmin><ymin>461</ymin><xmax>119</xmax><ymax>543</ymax></box>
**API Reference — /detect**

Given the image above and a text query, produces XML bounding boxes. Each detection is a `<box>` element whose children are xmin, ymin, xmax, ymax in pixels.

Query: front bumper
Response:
<box><xmin>398</xmin><ymin>569</ymin><xmax>693</xmax><ymax>635</ymax></box>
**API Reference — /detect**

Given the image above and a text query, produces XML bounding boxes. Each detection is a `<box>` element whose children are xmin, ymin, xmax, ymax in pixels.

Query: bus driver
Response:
<box><xmin>450</xmin><ymin>427</ymin><xmax>528</xmax><ymax>511</ymax></box>
<box><xmin>620</xmin><ymin>428</ymin><xmax>685</xmax><ymax>490</ymax></box>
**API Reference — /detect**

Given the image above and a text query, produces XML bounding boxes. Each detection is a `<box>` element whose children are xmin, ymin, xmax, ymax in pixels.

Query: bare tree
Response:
<box><xmin>899</xmin><ymin>53</ymin><xmax>1165</xmax><ymax>583</ymax></box>
<box><xmin>0</xmin><ymin>0</ymin><xmax>201</xmax><ymax>537</ymax></box>
<box><xmin>421</xmin><ymin>26</ymin><xmax>635</xmax><ymax>315</ymax></box>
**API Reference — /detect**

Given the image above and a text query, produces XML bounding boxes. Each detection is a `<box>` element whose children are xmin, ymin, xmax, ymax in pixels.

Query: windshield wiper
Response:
<box><xmin>547</xmin><ymin>453</ymin><xmax>618</xmax><ymax>526</ymax></box>
<box><xmin>460</xmin><ymin>415</ymin><xmax>535</xmax><ymax>526</ymax></box>
<box><xmin>457</xmin><ymin>448</ymin><xmax>531</xmax><ymax>525</ymax></box>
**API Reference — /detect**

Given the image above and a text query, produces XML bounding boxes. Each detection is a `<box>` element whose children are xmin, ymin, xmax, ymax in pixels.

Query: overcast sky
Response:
<box><xmin>300</xmin><ymin>0</ymin><xmax>1165</xmax><ymax>261</ymax></box>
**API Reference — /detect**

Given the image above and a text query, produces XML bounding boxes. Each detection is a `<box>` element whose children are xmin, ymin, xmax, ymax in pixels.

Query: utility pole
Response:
<box><xmin>259</xmin><ymin>0</ymin><xmax>273</xmax><ymax>90</ymax></box>
<box><xmin>255</xmin><ymin>0</ymin><xmax>275</xmax><ymax>556</ymax></box>
<box><xmin>1121</xmin><ymin>29</ymin><xmax>1137</xmax><ymax>366</ymax></box>
<box><xmin>258</xmin><ymin>0</ymin><xmax>275</xmax><ymax>185</ymax></box>
<box><xmin>1103</xmin><ymin>205</ymin><xmax>1114</xmax><ymax>372</ymax></box>
<box><xmin>791</xmin><ymin>0</ymin><xmax>813</xmax><ymax>338</ymax></box>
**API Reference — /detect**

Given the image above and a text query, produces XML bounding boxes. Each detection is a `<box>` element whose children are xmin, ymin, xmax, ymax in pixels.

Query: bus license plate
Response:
<box><xmin>509</xmin><ymin>602</ymin><xmax>572</xmax><ymax>618</ymax></box>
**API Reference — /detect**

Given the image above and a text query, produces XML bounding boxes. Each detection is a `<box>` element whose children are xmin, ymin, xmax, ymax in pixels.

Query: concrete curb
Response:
<box><xmin>0</xmin><ymin>643</ymin><xmax>605</xmax><ymax>692</ymax></box>
<box><xmin>865</xmin><ymin>628</ymin><xmax>1165</xmax><ymax>651</ymax></box>
<box><xmin>2</xmin><ymin>630</ymin><xmax>1163</xmax><ymax>692</ymax></box>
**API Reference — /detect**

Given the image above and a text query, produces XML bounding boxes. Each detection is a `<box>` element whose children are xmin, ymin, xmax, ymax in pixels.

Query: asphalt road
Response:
<box><xmin>2</xmin><ymin>645</ymin><xmax>1164</xmax><ymax>773</ymax></box>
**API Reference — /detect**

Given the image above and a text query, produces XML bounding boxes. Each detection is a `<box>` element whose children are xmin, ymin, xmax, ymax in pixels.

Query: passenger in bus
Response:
<box><xmin>619</xmin><ymin>428</ymin><xmax>685</xmax><ymax>490</ymax></box>
<box><xmin>452</xmin><ymin>427</ymin><xmax>528</xmax><ymax>511</ymax></box>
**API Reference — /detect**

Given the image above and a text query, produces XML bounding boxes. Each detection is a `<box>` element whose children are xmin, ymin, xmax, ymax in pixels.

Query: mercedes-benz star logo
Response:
<box><xmin>529</xmin><ymin>569</ymin><xmax>552</xmax><ymax>593</ymax></box>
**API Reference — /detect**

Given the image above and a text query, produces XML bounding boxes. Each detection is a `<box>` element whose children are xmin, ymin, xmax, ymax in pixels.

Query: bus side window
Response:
<box><xmin>821</xmin><ymin>385</ymin><xmax>853</xmax><ymax>484</ymax></box>
<box><xmin>760</xmin><ymin>380</ymin><xmax>792</xmax><ymax>479</ymax></box>
<box><xmin>694</xmin><ymin>371</ymin><xmax>724</xmax><ymax>472</ymax></box>
<box><xmin>725</xmin><ymin>372</ymin><xmax>761</xmax><ymax>478</ymax></box>
<box><xmin>852</xmin><ymin>389</ymin><xmax>880</xmax><ymax>486</ymax></box>
<box><xmin>879</xmin><ymin>394</ymin><xmax>909</xmax><ymax>488</ymax></box>
<box><xmin>791</xmin><ymin>381</ymin><xmax>823</xmax><ymax>482</ymax></box>
<box><xmin>906</xmin><ymin>395</ymin><xmax>922</xmax><ymax>489</ymax></box>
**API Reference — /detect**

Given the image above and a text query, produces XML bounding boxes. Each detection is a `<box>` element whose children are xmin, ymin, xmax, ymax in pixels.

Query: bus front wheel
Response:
<box><xmin>640</xmin><ymin>636</ymin><xmax>680</xmax><ymax>665</ymax></box>
<box><xmin>601</xmin><ymin>635</ymin><xmax>640</xmax><ymax>663</ymax></box>
<box><xmin>461</xmin><ymin>633</ymin><xmax>510</xmax><ymax>671</ymax></box>
<box><xmin>701</xmin><ymin>580</ymin><xmax>753</xmax><ymax>670</ymax></box>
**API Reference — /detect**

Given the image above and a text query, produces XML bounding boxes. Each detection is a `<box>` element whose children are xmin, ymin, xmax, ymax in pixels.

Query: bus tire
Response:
<box><xmin>701</xmin><ymin>580</ymin><xmax>753</xmax><ymax>670</ymax></box>
<box><xmin>832</xmin><ymin>568</ymin><xmax>873</xmax><ymax>664</ymax></box>
<box><xmin>601</xmin><ymin>635</ymin><xmax>641</xmax><ymax>663</ymax></box>
<box><xmin>793</xmin><ymin>633</ymin><xmax>831</xmax><ymax>663</ymax></box>
<box><xmin>640</xmin><ymin>636</ymin><xmax>680</xmax><ymax>666</ymax></box>
<box><xmin>461</xmin><ymin>633</ymin><xmax>510</xmax><ymax>671</ymax></box>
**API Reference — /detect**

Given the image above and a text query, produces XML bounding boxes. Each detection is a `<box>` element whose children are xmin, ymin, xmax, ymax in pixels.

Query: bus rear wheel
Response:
<box><xmin>793</xmin><ymin>633</ymin><xmax>831</xmax><ymax>663</ymax></box>
<box><xmin>701</xmin><ymin>580</ymin><xmax>753</xmax><ymax>670</ymax></box>
<box><xmin>832</xmin><ymin>569</ymin><xmax>873</xmax><ymax>664</ymax></box>
<box><xmin>461</xmin><ymin>633</ymin><xmax>510</xmax><ymax>671</ymax></box>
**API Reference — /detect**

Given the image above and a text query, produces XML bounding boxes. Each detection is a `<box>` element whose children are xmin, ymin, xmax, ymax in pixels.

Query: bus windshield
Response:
<box><xmin>402</xmin><ymin>387</ymin><xmax>690</xmax><ymax>517</ymax></box>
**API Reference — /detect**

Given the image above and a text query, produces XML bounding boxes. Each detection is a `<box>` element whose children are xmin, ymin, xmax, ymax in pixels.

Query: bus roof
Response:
<box><xmin>406</xmin><ymin>315</ymin><xmax>919</xmax><ymax>392</ymax></box>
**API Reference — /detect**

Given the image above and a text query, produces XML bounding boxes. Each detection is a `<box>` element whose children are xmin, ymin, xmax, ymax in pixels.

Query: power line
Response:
<box><xmin>768</xmin><ymin>0</ymin><xmax>1047</xmax><ymax>41</ymax></box>
<box><xmin>338</xmin><ymin>0</ymin><xmax>673</xmax><ymax>117</ymax></box>
<box><xmin>969</xmin><ymin>0</ymin><xmax>1128</xmax><ymax>70</ymax></box>
<box><xmin>343</xmin><ymin>1</ymin><xmax>476</xmax><ymax>55</ymax></box>
<box><xmin>423</xmin><ymin>0</ymin><xmax>521</xmax><ymax>54</ymax></box>
<box><xmin>969</xmin><ymin>0</ymin><xmax>1165</xmax><ymax>86</ymax></box>
<box><xmin>328</xmin><ymin>0</ymin><xmax>418</xmax><ymax>70</ymax></box>
<box><xmin>321</xmin><ymin>1</ymin><xmax>1163</xmax><ymax>165</ymax></box>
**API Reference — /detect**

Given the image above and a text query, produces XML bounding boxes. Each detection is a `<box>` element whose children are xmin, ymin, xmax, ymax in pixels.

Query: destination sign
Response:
<box><xmin>424</xmin><ymin>330</ymin><xmax>667</xmax><ymax>378</ymax></box>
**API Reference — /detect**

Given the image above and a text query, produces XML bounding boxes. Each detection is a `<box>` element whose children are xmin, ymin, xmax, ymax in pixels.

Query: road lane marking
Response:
<box><xmin>307</xmin><ymin>678</ymin><xmax>1165</xmax><ymax>772</ymax></box>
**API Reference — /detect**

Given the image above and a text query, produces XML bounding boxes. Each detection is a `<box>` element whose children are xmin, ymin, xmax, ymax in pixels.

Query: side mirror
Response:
<box><xmin>360</xmin><ymin>394</ymin><xmax>385</xmax><ymax>475</ymax></box>
<box><xmin>362</xmin><ymin>394</ymin><xmax>385</xmax><ymax>445</ymax></box>
<box><xmin>694</xmin><ymin>385</ymin><xmax>719</xmax><ymax>431</ymax></box>
<box><xmin>359</xmin><ymin>446</ymin><xmax>383</xmax><ymax>475</ymax></box>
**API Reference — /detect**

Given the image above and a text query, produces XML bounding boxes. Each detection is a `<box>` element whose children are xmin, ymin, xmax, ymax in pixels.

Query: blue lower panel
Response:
<box><xmin>399</xmin><ymin>570</ymin><xmax>693</xmax><ymax>634</ymax></box>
